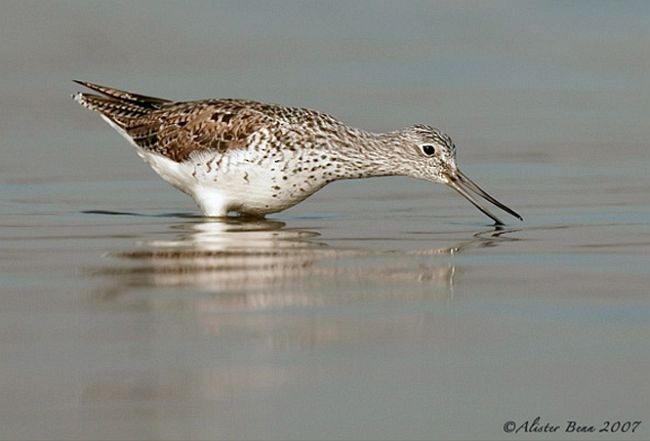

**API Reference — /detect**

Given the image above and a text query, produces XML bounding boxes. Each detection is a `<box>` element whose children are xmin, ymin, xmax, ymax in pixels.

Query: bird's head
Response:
<box><xmin>391</xmin><ymin>124</ymin><xmax>522</xmax><ymax>225</ymax></box>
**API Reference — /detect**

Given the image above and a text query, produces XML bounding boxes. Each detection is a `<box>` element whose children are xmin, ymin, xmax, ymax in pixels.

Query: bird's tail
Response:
<box><xmin>72</xmin><ymin>80</ymin><xmax>172</xmax><ymax>127</ymax></box>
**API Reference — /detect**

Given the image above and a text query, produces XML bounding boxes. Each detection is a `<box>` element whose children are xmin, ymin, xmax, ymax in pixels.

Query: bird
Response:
<box><xmin>72</xmin><ymin>80</ymin><xmax>522</xmax><ymax>225</ymax></box>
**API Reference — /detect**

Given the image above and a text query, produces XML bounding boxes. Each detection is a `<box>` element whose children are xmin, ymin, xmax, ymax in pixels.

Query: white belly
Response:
<box><xmin>142</xmin><ymin>149</ymin><xmax>326</xmax><ymax>217</ymax></box>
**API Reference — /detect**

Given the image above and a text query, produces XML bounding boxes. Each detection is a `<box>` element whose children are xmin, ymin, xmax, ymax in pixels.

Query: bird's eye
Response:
<box><xmin>421</xmin><ymin>144</ymin><xmax>436</xmax><ymax>156</ymax></box>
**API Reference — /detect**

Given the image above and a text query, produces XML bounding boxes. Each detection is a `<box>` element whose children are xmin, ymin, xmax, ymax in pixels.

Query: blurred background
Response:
<box><xmin>0</xmin><ymin>1</ymin><xmax>649</xmax><ymax>440</ymax></box>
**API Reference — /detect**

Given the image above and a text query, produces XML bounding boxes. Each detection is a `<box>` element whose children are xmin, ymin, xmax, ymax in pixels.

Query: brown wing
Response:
<box><xmin>74</xmin><ymin>81</ymin><xmax>280</xmax><ymax>162</ymax></box>
<box><xmin>145</xmin><ymin>100</ymin><xmax>278</xmax><ymax>162</ymax></box>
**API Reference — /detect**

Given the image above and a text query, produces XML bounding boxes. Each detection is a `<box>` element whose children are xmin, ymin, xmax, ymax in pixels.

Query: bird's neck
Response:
<box><xmin>328</xmin><ymin>129</ymin><xmax>402</xmax><ymax>180</ymax></box>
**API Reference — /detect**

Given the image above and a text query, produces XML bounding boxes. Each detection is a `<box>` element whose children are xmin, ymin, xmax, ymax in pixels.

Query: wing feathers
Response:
<box><xmin>73</xmin><ymin>81</ymin><xmax>288</xmax><ymax>162</ymax></box>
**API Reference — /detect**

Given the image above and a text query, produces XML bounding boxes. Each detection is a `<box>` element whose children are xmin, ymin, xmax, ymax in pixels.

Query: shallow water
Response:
<box><xmin>1</xmin><ymin>2</ymin><xmax>650</xmax><ymax>440</ymax></box>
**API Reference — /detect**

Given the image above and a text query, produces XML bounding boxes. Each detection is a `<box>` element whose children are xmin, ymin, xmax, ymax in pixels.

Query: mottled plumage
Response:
<box><xmin>73</xmin><ymin>81</ymin><xmax>521</xmax><ymax>224</ymax></box>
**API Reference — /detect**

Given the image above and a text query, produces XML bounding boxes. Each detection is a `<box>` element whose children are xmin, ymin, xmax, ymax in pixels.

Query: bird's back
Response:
<box><xmin>73</xmin><ymin>81</ymin><xmax>347</xmax><ymax>163</ymax></box>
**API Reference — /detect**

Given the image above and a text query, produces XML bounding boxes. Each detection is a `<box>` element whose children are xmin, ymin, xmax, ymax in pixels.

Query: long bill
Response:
<box><xmin>444</xmin><ymin>169</ymin><xmax>523</xmax><ymax>225</ymax></box>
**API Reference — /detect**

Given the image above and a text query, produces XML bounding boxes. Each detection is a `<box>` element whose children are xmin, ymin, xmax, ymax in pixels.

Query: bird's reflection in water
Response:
<box><xmin>95</xmin><ymin>218</ymin><xmax>519</xmax><ymax>311</ymax></box>
<box><xmin>108</xmin><ymin>218</ymin><xmax>332</xmax><ymax>293</ymax></box>
<box><xmin>83</xmin><ymin>220</ymin><xmax>520</xmax><ymax>405</ymax></box>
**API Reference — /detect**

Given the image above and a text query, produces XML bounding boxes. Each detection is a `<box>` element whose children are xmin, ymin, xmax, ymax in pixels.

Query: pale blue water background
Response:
<box><xmin>1</xmin><ymin>1</ymin><xmax>649</xmax><ymax>440</ymax></box>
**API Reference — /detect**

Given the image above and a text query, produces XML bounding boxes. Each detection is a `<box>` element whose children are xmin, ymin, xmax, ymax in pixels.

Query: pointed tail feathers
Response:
<box><xmin>72</xmin><ymin>80</ymin><xmax>171</xmax><ymax>108</ymax></box>
<box><xmin>72</xmin><ymin>80</ymin><xmax>172</xmax><ymax>127</ymax></box>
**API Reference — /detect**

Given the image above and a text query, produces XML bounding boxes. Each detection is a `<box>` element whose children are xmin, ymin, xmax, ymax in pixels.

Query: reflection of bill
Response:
<box><xmin>96</xmin><ymin>219</ymin><xmax>519</xmax><ymax>306</ymax></box>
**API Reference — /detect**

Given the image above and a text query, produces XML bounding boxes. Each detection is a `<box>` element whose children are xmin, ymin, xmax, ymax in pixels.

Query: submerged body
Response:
<box><xmin>73</xmin><ymin>81</ymin><xmax>521</xmax><ymax>224</ymax></box>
